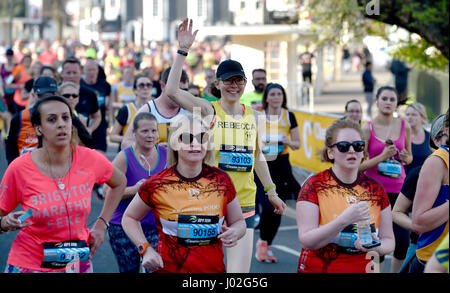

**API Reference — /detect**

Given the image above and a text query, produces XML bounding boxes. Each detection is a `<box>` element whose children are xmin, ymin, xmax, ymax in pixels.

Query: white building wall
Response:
<box><xmin>143</xmin><ymin>0</ymin><xmax>169</xmax><ymax>42</ymax></box>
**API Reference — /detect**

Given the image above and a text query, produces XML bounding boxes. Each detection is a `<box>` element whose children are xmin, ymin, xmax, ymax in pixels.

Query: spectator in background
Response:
<box><xmin>11</xmin><ymin>55</ymin><xmax>32</xmax><ymax>113</ymax></box>
<box><xmin>362</xmin><ymin>61</ymin><xmax>376</xmax><ymax>118</ymax></box>
<box><xmin>343</xmin><ymin>99</ymin><xmax>363</xmax><ymax>125</ymax></box>
<box><xmin>59</xmin><ymin>81</ymin><xmax>94</xmax><ymax>148</ymax></box>
<box><xmin>38</xmin><ymin>40</ymin><xmax>57</xmax><ymax>67</ymax></box>
<box><xmin>1</xmin><ymin>48</ymin><xmax>17</xmax><ymax>113</ymax></box>
<box><xmin>40</xmin><ymin>65</ymin><xmax>59</xmax><ymax>83</ymax></box>
<box><xmin>201</xmin><ymin>68</ymin><xmax>218</xmax><ymax>102</ymax></box>
<box><xmin>60</xmin><ymin>57</ymin><xmax>101</xmax><ymax>138</ymax></box>
<box><xmin>112</xmin><ymin>65</ymin><xmax>136</xmax><ymax>112</ymax></box>
<box><xmin>389</xmin><ymin>58</ymin><xmax>411</xmax><ymax>105</ymax></box>
<box><xmin>404</xmin><ymin>102</ymin><xmax>431</xmax><ymax>175</ymax></box>
<box><xmin>188</xmin><ymin>84</ymin><xmax>201</xmax><ymax>98</ymax></box>
<box><xmin>81</xmin><ymin>58</ymin><xmax>112</xmax><ymax>154</ymax></box>
<box><xmin>240</xmin><ymin>69</ymin><xmax>267</xmax><ymax>110</ymax></box>
<box><xmin>5</xmin><ymin>76</ymin><xmax>58</xmax><ymax>164</ymax></box>
<box><xmin>342</xmin><ymin>46</ymin><xmax>351</xmax><ymax>73</ymax></box>
<box><xmin>110</xmin><ymin>75</ymin><xmax>153</xmax><ymax>148</ymax></box>
<box><xmin>299</xmin><ymin>49</ymin><xmax>314</xmax><ymax>84</ymax></box>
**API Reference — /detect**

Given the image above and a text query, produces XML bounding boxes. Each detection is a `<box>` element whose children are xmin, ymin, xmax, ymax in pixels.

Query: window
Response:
<box><xmin>153</xmin><ymin>0</ymin><xmax>158</xmax><ymax>16</ymax></box>
<box><xmin>198</xmin><ymin>0</ymin><xmax>203</xmax><ymax>16</ymax></box>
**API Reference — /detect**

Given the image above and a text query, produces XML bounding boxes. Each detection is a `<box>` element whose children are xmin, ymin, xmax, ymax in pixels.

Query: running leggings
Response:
<box><xmin>255</xmin><ymin>154</ymin><xmax>301</xmax><ymax>245</ymax></box>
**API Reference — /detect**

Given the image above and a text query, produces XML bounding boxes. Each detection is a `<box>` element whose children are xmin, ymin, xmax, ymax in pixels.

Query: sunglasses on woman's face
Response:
<box><xmin>62</xmin><ymin>93</ymin><xmax>79</xmax><ymax>99</ymax></box>
<box><xmin>137</xmin><ymin>83</ymin><xmax>152</xmax><ymax>89</ymax></box>
<box><xmin>178</xmin><ymin>132</ymin><xmax>209</xmax><ymax>145</ymax></box>
<box><xmin>331</xmin><ymin>140</ymin><xmax>365</xmax><ymax>153</ymax></box>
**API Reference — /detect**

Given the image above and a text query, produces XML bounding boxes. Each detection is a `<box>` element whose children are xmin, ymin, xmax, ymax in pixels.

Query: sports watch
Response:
<box><xmin>138</xmin><ymin>242</ymin><xmax>151</xmax><ymax>256</ymax></box>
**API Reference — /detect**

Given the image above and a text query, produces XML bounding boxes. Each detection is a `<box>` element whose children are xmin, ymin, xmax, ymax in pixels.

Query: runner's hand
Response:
<box><xmin>339</xmin><ymin>201</ymin><xmax>370</xmax><ymax>226</ymax></box>
<box><xmin>1</xmin><ymin>211</ymin><xmax>33</xmax><ymax>231</ymax></box>
<box><xmin>268</xmin><ymin>194</ymin><xmax>286</xmax><ymax>215</ymax></box>
<box><xmin>178</xmin><ymin>18</ymin><xmax>198</xmax><ymax>51</ymax></box>
<box><xmin>218</xmin><ymin>223</ymin><xmax>239</xmax><ymax>247</ymax></box>
<box><xmin>88</xmin><ymin>221</ymin><xmax>107</xmax><ymax>258</ymax></box>
<box><xmin>142</xmin><ymin>248</ymin><xmax>164</xmax><ymax>271</ymax></box>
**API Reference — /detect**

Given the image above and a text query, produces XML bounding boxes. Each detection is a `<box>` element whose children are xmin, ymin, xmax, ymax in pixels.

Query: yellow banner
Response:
<box><xmin>288</xmin><ymin>110</ymin><xmax>341</xmax><ymax>173</ymax></box>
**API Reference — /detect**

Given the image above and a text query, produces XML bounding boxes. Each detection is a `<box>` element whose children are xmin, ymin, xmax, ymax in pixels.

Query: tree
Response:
<box><xmin>306</xmin><ymin>0</ymin><xmax>449</xmax><ymax>71</ymax></box>
<box><xmin>358</xmin><ymin>0</ymin><xmax>448</xmax><ymax>60</ymax></box>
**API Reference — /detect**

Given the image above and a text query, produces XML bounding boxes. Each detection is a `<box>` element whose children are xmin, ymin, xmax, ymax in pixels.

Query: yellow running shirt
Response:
<box><xmin>262</xmin><ymin>108</ymin><xmax>292</xmax><ymax>156</ymax></box>
<box><xmin>211</xmin><ymin>101</ymin><xmax>258</xmax><ymax>209</ymax></box>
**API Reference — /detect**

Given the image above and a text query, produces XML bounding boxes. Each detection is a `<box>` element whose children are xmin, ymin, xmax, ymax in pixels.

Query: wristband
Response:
<box><xmin>177</xmin><ymin>49</ymin><xmax>188</xmax><ymax>56</ymax></box>
<box><xmin>264</xmin><ymin>183</ymin><xmax>276</xmax><ymax>192</ymax></box>
<box><xmin>97</xmin><ymin>216</ymin><xmax>110</xmax><ymax>229</ymax></box>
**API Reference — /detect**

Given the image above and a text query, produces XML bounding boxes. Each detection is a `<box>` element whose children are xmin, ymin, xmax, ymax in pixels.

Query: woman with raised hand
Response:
<box><xmin>0</xmin><ymin>95</ymin><xmax>126</xmax><ymax>273</ymax></box>
<box><xmin>122</xmin><ymin>112</ymin><xmax>246</xmax><ymax>273</ymax></box>
<box><xmin>296</xmin><ymin>119</ymin><xmax>394</xmax><ymax>273</ymax></box>
<box><xmin>163</xmin><ymin>18</ymin><xmax>286</xmax><ymax>273</ymax></box>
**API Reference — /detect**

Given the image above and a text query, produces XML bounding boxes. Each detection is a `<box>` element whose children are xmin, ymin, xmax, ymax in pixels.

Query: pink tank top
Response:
<box><xmin>364</xmin><ymin>119</ymin><xmax>406</xmax><ymax>194</ymax></box>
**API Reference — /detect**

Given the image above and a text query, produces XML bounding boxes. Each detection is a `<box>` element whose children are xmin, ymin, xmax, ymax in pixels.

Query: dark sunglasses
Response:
<box><xmin>137</xmin><ymin>83</ymin><xmax>152</xmax><ymax>89</ymax></box>
<box><xmin>331</xmin><ymin>140</ymin><xmax>365</xmax><ymax>153</ymax></box>
<box><xmin>178</xmin><ymin>132</ymin><xmax>209</xmax><ymax>145</ymax></box>
<box><xmin>436</xmin><ymin>132</ymin><xmax>448</xmax><ymax>140</ymax></box>
<box><xmin>62</xmin><ymin>93</ymin><xmax>79</xmax><ymax>99</ymax></box>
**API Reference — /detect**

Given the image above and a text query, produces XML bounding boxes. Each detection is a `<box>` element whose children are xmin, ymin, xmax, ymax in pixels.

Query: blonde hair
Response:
<box><xmin>321</xmin><ymin>119</ymin><xmax>366</xmax><ymax>163</ymax></box>
<box><xmin>407</xmin><ymin>102</ymin><xmax>428</xmax><ymax>124</ymax></box>
<box><xmin>58</xmin><ymin>81</ymin><xmax>80</xmax><ymax>93</ymax></box>
<box><xmin>166</xmin><ymin>112</ymin><xmax>216</xmax><ymax>168</ymax></box>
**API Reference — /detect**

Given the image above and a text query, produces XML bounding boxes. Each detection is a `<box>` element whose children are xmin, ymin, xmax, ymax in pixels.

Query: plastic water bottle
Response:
<box><xmin>357</xmin><ymin>219</ymin><xmax>372</xmax><ymax>245</ymax></box>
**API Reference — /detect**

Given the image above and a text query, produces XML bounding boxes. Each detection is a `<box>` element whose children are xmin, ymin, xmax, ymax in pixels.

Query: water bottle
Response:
<box><xmin>357</xmin><ymin>219</ymin><xmax>372</xmax><ymax>246</ymax></box>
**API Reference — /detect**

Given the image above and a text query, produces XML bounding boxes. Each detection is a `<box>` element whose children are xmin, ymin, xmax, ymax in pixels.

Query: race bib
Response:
<box><xmin>42</xmin><ymin>240</ymin><xmax>90</xmax><ymax>269</ymax></box>
<box><xmin>262</xmin><ymin>142</ymin><xmax>284</xmax><ymax>155</ymax></box>
<box><xmin>177</xmin><ymin>215</ymin><xmax>220</xmax><ymax>246</ymax></box>
<box><xmin>98</xmin><ymin>96</ymin><xmax>105</xmax><ymax>106</ymax></box>
<box><xmin>378</xmin><ymin>159</ymin><xmax>401</xmax><ymax>178</ymax></box>
<box><xmin>218</xmin><ymin>145</ymin><xmax>253</xmax><ymax>172</ymax></box>
<box><xmin>20</xmin><ymin>146</ymin><xmax>37</xmax><ymax>156</ymax></box>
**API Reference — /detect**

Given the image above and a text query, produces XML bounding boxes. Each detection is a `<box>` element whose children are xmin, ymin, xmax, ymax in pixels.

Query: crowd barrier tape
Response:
<box><xmin>288</xmin><ymin>109</ymin><xmax>341</xmax><ymax>173</ymax></box>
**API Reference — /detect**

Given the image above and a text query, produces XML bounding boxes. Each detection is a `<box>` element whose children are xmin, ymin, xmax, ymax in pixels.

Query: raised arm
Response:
<box><xmin>164</xmin><ymin>18</ymin><xmax>214</xmax><ymax>123</ymax></box>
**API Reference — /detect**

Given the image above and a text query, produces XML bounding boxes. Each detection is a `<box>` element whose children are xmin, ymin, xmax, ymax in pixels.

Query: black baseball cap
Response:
<box><xmin>216</xmin><ymin>59</ymin><xmax>246</xmax><ymax>80</ymax></box>
<box><xmin>33</xmin><ymin>76</ymin><xmax>58</xmax><ymax>95</ymax></box>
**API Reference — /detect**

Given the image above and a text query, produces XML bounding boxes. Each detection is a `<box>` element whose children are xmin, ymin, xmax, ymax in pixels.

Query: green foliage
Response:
<box><xmin>389</xmin><ymin>37</ymin><xmax>449</xmax><ymax>72</ymax></box>
<box><xmin>0</xmin><ymin>0</ymin><xmax>26</xmax><ymax>18</ymax></box>
<box><xmin>306</xmin><ymin>0</ymin><xmax>449</xmax><ymax>71</ymax></box>
<box><xmin>308</xmin><ymin>0</ymin><xmax>371</xmax><ymax>46</ymax></box>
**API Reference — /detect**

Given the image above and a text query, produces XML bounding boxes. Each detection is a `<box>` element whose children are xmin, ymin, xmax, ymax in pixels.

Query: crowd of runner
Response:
<box><xmin>0</xmin><ymin>18</ymin><xmax>448</xmax><ymax>274</ymax></box>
